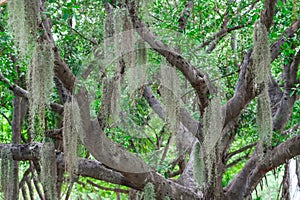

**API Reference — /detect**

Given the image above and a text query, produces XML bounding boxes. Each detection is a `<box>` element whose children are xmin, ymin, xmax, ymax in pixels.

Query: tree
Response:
<box><xmin>0</xmin><ymin>0</ymin><xmax>299</xmax><ymax>199</ymax></box>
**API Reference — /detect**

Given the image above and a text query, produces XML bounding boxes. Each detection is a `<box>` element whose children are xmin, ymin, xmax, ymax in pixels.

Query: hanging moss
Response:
<box><xmin>143</xmin><ymin>182</ymin><xmax>156</xmax><ymax>200</ymax></box>
<box><xmin>40</xmin><ymin>139</ymin><xmax>57</xmax><ymax>200</ymax></box>
<box><xmin>193</xmin><ymin>142</ymin><xmax>205</xmax><ymax>189</ymax></box>
<box><xmin>7</xmin><ymin>0</ymin><xmax>27</xmax><ymax>55</ymax></box>
<box><xmin>201</xmin><ymin>94</ymin><xmax>223</xmax><ymax>184</ymax></box>
<box><xmin>252</xmin><ymin>22</ymin><xmax>272</xmax><ymax>152</ymax></box>
<box><xmin>71</xmin><ymin>97</ymin><xmax>85</xmax><ymax>144</ymax></box>
<box><xmin>127</xmin><ymin>40</ymin><xmax>147</xmax><ymax>95</ymax></box>
<box><xmin>0</xmin><ymin>148</ymin><xmax>14</xmax><ymax>200</ymax></box>
<box><xmin>101</xmin><ymin>78</ymin><xmax>121</xmax><ymax>126</ymax></box>
<box><xmin>114</xmin><ymin>9</ymin><xmax>124</xmax><ymax>60</ymax></box>
<box><xmin>122</xmin><ymin>11</ymin><xmax>135</xmax><ymax>69</ymax></box>
<box><xmin>160</xmin><ymin>64</ymin><xmax>180</xmax><ymax>133</ymax></box>
<box><xmin>63</xmin><ymin>100</ymin><xmax>78</xmax><ymax>180</ymax></box>
<box><xmin>202</xmin><ymin>95</ymin><xmax>223</xmax><ymax>154</ymax></box>
<box><xmin>7</xmin><ymin>0</ymin><xmax>40</xmax><ymax>57</ymax></box>
<box><xmin>28</xmin><ymin>41</ymin><xmax>54</xmax><ymax>137</ymax></box>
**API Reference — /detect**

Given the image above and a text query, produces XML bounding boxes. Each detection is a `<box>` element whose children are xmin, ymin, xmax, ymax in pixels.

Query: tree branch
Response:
<box><xmin>273</xmin><ymin>50</ymin><xmax>300</xmax><ymax>131</ymax></box>
<box><xmin>225</xmin><ymin>129</ymin><xmax>300</xmax><ymax>199</ymax></box>
<box><xmin>0</xmin><ymin>73</ymin><xmax>29</xmax><ymax>98</ymax></box>
<box><xmin>0</xmin><ymin>142</ymin><xmax>136</xmax><ymax>189</ymax></box>
<box><xmin>143</xmin><ymin>85</ymin><xmax>198</xmax><ymax>136</ymax></box>
<box><xmin>223</xmin><ymin>20</ymin><xmax>299</xmax><ymax>130</ymax></box>
<box><xmin>260</xmin><ymin>0</ymin><xmax>277</xmax><ymax>30</ymax></box>
<box><xmin>178</xmin><ymin>1</ymin><xmax>194</xmax><ymax>32</ymax></box>
<box><xmin>86</xmin><ymin>180</ymin><xmax>129</xmax><ymax>194</ymax></box>
<box><xmin>225</xmin><ymin>142</ymin><xmax>257</xmax><ymax>161</ymax></box>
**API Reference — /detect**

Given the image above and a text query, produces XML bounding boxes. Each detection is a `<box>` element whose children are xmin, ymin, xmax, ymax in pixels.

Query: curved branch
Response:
<box><xmin>0</xmin><ymin>142</ymin><xmax>201</xmax><ymax>199</ymax></box>
<box><xmin>0</xmin><ymin>143</ymin><xmax>136</xmax><ymax>189</ymax></box>
<box><xmin>225</xmin><ymin>127</ymin><xmax>300</xmax><ymax>199</ymax></box>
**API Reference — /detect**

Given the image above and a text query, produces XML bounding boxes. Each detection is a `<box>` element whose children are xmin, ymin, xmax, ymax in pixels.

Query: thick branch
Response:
<box><xmin>225</xmin><ymin>129</ymin><xmax>300</xmax><ymax>199</ymax></box>
<box><xmin>0</xmin><ymin>73</ymin><xmax>29</xmax><ymax>98</ymax></box>
<box><xmin>0</xmin><ymin>142</ymin><xmax>201</xmax><ymax>199</ymax></box>
<box><xmin>260</xmin><ymin>0</ymin><xmax>277</xmax><ymax>30</ymax></box>
<box><xmin>0</xmin><ymin>143</ymin><xmax>136</xmax><ymax>189</ymax></box>
<box><xmin>273</xmin><ymin>50</ymin><xmax>300</xmax><ymax>131</ymax></box>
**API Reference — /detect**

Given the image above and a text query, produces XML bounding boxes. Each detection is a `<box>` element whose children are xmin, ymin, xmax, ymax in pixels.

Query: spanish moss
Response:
<box><xmin>193</xmin><ymin>142</ymin><xmax>205</xmax><ymax>189</ymax></box>
<box><xmin>160</xmin><ymin>64</ymin><xmax>180</xmax><ymax>133</ymax></box>
<box><xmin>40</xmin><ymin>139</ymin><xmax>57</xmax><ymax>200</ymax></box>
<box><xmin>28</xmin><ymin>41</ymin><xmax>54</xmax><ymax>137</ymax></box>
<box><xmin>7</xmin><ymin>0</ymin><xmax>40</xmax><ymax>57</ymax></box>
<box><xmin>202</xmin><ymin>94</ymin><xmax>223</xmax><ymax>183</ymax></box>
<box><xmin>101</xmin><ymin>77</ymin><xmax>121</xmax><ymax>126</ymax></box>
<box><xmin>63</xmin><ymin>100</ymin><xmax>78</xmax><ymax>179</ymax></box>
<box><xmin>253</xmin><ymin>21</ymin><xmax>272</xmax><ymax>152</ymax></box>
<box><xmin>122</xmin><ymin>11</ymin><xmax>135</xmax><ymax>69</ymax></box>
<box><xmin>128</xmin><ymin>40</ymin><xmax>147</xmax><ymax>95</ymax></box>
<box><xmin>0</xmin><ymin>148</ymin><xmax>14</xmax><ymax>200</ymax></box>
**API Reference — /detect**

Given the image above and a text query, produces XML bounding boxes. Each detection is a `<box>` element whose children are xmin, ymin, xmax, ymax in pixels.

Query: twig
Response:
<box><xmin>226</xmin><ymin>153</ymin><xmax>250</xmax><ymax>168</ymax></box>
<box><xmin>68</xmin><ymin>26</ymin><xmax>98</xmax><ymax>45</ymax></box>
<box><xmin>211</xmin><ymin>69</ymin><xmax>240</xmax><ymax>82</ymax></box>
<box><xmin>160</xmin><ymin>133</ymin><xmax>172</xmax><ymax>165</ymax></box>
<box><xmin>225</xmin><ymin>142</ymin><xmax>256</xmax><ymax>161</ymax></box>
<box><xmin>0</xmin><ymin>112</ymin><xmax>11</xmax><ymax>126</ymax></box>
<box><xmin>65</xmin><ymin>181</ymin><xmax>75</xmax><ymax>200</ymax></box>
<box><xmin>86</xmin><ymin>180</ymin><xmax>129</xmax><ymax>194</ymax></box>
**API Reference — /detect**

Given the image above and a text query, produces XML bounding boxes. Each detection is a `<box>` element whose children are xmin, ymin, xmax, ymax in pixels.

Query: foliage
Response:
<box><xmin>0</xmin><ymin>0</ymin><xmax>299</xmax><ymax>199</ymax></box>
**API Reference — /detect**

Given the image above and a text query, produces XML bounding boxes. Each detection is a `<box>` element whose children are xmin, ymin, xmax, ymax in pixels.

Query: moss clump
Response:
<box><xmin>40</xmin><ymin>139</ymin><xmax>57</xmax><ymax>200</ymax></box>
